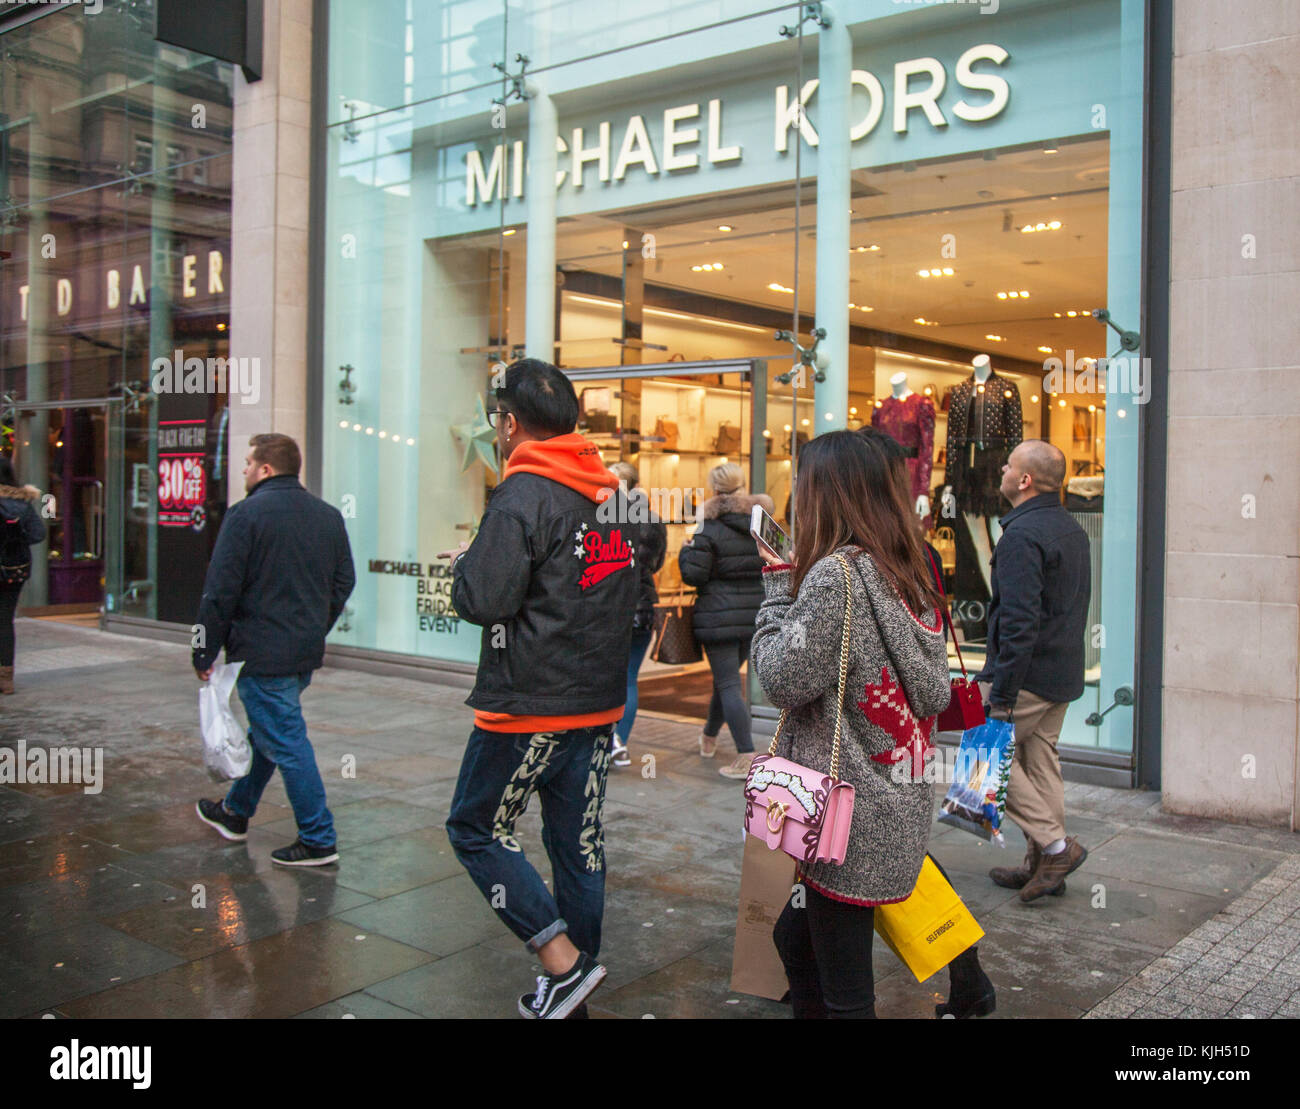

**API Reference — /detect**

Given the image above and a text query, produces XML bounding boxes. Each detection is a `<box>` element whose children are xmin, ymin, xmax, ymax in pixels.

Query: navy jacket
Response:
<box><xmin>975</xmin><ymin>493</ymin><xmax>1090</xmax><ymax>706</ymax></box>
<box><xmin>0</xmin><ymin>485</ymin><xmax>47</xmax><ymax>570</ymax></box>
<box><xmin>678</xmin><ymin>491</ymin><xmax>772</xmax><ymax>644</ymax></box>
<box><xmin>193</xmin><ymin>474</ymin><xmax>355</xmax><ymax>677</ymax></box>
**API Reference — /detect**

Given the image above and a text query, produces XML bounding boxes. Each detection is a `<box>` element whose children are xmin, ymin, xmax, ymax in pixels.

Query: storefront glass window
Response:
<box><xmin>323</xmin><ymin>0</ymin><xmax>1147</xmax><ymax>759</ymax></box>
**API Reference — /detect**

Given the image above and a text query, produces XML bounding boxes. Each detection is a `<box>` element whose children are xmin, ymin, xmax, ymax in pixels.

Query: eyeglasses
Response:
<box><xmin>486</xmin><ymin>408</ymin><xmax>511</xmax><ymax>428</ymax></box>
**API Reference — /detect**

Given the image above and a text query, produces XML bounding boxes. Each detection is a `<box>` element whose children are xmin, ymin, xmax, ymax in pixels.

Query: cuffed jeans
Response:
<box><xmin>446</xmin><ymin>725</ymin><xmax>612</xmax><ymax>956</ymax></box>
<box><xmin>703</xmin><ymin>638</ymin><xmax>753</xmax><ymax>753</ymax></box>
<box><xmin>614</xmin><ymin>627</ymin><xmax>654</xmax><ymax>746</ymax></box>
<box><xmin>224</xmin><ymin>671</ymin><xmax>335</xmax><ymax>849</ymax></box>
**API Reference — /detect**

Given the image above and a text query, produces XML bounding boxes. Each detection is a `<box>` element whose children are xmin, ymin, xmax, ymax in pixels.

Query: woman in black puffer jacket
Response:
<box><xmin>678</xmin><ymin>463</ymin><xmax>773</xmax><ymax>779</ymax></box>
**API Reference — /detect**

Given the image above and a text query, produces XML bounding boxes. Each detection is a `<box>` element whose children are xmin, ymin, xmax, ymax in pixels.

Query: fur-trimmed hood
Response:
<box><xmin>699</xmin><ymin>490</ymin><xmax>774</xmax><ymax>522</ymax></box>
<box><xmin>0</xmin><ymin>484</ymin><xmax>39</xmax><ymax>502</ymax></box>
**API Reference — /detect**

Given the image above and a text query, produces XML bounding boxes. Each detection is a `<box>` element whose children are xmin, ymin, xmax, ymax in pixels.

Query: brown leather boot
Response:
<box><xmin>990</xmin><ymin>840</ymin><xmax>1041</xmax><ymax>889</ymax></box>
<box><xmin>0</xmin><ymin>665</ymin><xmax>13</xmax><ymax>695</ymax></box>
<box><xmin>1020</xmin><ymin>836</ymin><xmax>1088</xmax><ymax>902</ymax></box>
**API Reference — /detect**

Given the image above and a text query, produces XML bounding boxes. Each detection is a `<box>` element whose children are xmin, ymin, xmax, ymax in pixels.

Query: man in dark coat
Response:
<box><xmin>192</xmin><ymin>433</ymin><xmax>355</xmax><ymax>867</ymax></box>
<box><xmin>975</xmin><ymin>439</ymin><xmax>1091</xmax><ymax>901</ymax></box>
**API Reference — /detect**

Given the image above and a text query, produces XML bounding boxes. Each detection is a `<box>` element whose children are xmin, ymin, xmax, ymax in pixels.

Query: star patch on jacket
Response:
<box><xmin>573</xmin><ymin>522</ymin><xmax>634</xmax><ymax>590</ymax></box>
<box><xmin>858</xmin><ymin>666</ymin><xmax>936</xmax><ymax>773</ymax></box>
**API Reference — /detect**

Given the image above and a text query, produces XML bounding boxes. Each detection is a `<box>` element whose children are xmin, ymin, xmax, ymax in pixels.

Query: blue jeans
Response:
<box><xmin>446</xmin><ymin>725</ymin><xmax>612</xmax><ymax>955</ymax></box>
<box><xmin>614</xmin><ymin>627</ymin><xmax>654</xmax><ymax>746</ymax></box>
<box><xmin>224</xmin><ymin>671</ymin><xmax>335</xmax><ymax>849</ymax></box>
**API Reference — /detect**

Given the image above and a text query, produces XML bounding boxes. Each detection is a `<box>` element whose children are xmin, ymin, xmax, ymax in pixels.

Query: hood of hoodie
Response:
<box><xmin>503</xmin><ymin>433</ymin><xmax>618</xmax><ymax>503</ymax></box>
<box><xmin>848</xmin><ymin>549</ymin><xmax>950</xmax><ymax>720</ymax></box>
<box><xmin>700</xmin><ymin>491</ymin><xmax>774</xmax><ymax>533</ymax></box>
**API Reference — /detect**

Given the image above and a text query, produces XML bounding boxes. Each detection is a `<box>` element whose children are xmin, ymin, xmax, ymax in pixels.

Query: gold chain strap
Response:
<box><xmin>766</xmin><ymin>554</ymin><xmax>854</xmax><ymax>781</ymax></box>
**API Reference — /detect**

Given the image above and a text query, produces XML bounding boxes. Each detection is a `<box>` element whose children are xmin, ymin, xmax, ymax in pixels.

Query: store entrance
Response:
<box><xmin>4</xmin><ymin>399</ymin><xmax>111</xmax><ymax>614</ymax></box>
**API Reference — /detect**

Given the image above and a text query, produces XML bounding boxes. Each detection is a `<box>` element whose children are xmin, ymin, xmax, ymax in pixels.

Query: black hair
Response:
<box><xmin>495</xmin><ymin>358</ymin><xmax>578</xmax><ymax>438</ymax></box>
<box><xmin>0</xmin><ymin>455</ymin><xmax>17</xmax><ymax>487</ymax></box>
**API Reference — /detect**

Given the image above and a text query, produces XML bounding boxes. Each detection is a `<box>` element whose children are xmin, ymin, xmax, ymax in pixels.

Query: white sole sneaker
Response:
<box><xmin>270</xmin><ymin>850</ymin><xmax>340</xmax><ymax>867</ymax></box>
<box><xmin>194</xmin><ymin>801</ymin><xmax>248</xmax><ymax>841</ymax></box>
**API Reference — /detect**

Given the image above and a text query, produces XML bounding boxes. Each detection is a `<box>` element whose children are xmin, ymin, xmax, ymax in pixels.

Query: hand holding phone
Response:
<box><xmin>750</xmin><ymin>503</ymin><xmax>791</xmax><ymax>563</ymax></box>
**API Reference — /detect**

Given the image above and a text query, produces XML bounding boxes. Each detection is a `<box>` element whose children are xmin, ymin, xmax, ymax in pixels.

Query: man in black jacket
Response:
<box><xmin>192</xmin><ymin>433</ymin><xmax>355</xmax><ymax>867</ymax></box>
<box><xmin>443</xmin><ymin>359</ymin><xmax>637</xmax><ymax>1019</ymax></box>
<box><xmin>975</xmin><ymin>440</ymin><xmax>1091</xmax><ymax>901</ymax></box>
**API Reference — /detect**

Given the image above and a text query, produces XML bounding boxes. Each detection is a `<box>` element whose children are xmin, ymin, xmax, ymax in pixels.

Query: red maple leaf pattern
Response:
<box><xmin>858</xmin><ymin>666</ymin><xmax>936</xmax><ymax>770</ymax></box>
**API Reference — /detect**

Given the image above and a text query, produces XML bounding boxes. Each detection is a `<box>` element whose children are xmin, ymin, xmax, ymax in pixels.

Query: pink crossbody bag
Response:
<box><xmin>743</xmin><ymin>554</ymin><xmax>856</xmax><ymax>866</ymax></box>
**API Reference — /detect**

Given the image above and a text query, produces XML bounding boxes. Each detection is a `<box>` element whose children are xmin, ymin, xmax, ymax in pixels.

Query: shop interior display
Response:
<box><xmin>871</xmin><ymin>371</ymin><xmax>935</xmax><ymax>529</ymax></box>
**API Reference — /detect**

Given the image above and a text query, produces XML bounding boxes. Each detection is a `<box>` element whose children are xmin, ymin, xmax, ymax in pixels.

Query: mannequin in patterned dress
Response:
<box><xmin>871</xmin><ymin>372</ymin><xmax>935</xmax><ymax>530</ymax></box>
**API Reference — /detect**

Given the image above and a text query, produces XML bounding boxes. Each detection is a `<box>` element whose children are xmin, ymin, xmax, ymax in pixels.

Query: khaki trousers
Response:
<box><xmin>1002</xmin><ymin>689</ymin><xmax>1069</xmax><ymax>849</ymax></box>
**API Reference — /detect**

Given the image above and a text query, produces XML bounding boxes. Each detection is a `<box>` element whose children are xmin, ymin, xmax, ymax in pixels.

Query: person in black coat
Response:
<box><xmin>0</xmin><ymin>455</ymin><xmax>47</xmax><ymax>695</ymax></box>
<box><xmin>608</xmin><ymin>462</ymin><xmax>667</xmax><ymax>768</ymax></box>
<box><xmin>192</xmin><ymin>433</ymin><xmax>356</xmax><ymax>868</ymax></box>
<box><xmin>678</xmin><ymin>462</ymin><xmax>773</xmax><ymax>779</ymax></box>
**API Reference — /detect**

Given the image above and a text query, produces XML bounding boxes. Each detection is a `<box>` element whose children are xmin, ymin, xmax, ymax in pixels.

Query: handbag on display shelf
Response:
<box><xmin>652</xmin><ymin>416</ymin><xmax>679</xmax><ymax>451</ymax></box>
<box><xmin>925</xmin><ymin>548</ymin><xmax>984</xmax><ymax>733</ymax></box>
<box><xmin>650</xmin><ymin>596</ymin><xmax>702</xmax><ymax>665</ymax></box>
<box><xmin>931</xmin><ymin>526</ymin><xmax>956</xmax><ymax>573</ymax></box>
<box><xmin>713</xmin><ymin>420</ymin><xmax>742</xmax><ymax>455</ymax></box>
<box><xmin>742</xmin><ymin>554</ymin><xmax>856</xmax><ymax>866</ymax></box>
<box><xmin>784</xmin><ymin>430</ymin><xmax>809</xmax><ymax>457</ymax></box>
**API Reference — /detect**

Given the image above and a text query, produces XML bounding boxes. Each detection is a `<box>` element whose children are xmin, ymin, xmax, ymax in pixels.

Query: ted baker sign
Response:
<box><xmin>467</xmin><ymin>44</ymin><xmax>1010</xmax><ymax>207</ymax></box>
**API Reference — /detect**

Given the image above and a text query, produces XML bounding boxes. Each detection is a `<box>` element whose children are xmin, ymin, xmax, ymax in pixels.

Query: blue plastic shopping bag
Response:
<box><xmin>938</xmin><ymin>718</ymin><xmax>1015</xmax><ymax>844</ymax></box>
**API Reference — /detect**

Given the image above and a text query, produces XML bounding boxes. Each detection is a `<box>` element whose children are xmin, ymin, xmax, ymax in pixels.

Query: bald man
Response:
<box><xmin>975</xmin><ymin>440</ymin><xmax>1092</xmax><ymax>902</ymax></box>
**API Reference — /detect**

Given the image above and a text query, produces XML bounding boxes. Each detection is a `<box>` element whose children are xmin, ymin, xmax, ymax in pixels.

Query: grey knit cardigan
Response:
<box><xmin>751</xmin><ymin>546</ymin><xmax>951</xmax><ymax>905</ymax></box>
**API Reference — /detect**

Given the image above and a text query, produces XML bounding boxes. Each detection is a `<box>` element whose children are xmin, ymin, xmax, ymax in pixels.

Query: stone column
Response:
<box><xmin>228</xmin><ymin>0</ymin><xmax>313</xmax><ymax>501</ymax></box>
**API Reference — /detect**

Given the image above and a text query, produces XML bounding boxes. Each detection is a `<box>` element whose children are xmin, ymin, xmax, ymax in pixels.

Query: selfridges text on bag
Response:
<box><xmin>938</xmin><ymin>717</ymin><xmax>1016</xmax><ymax>844</ymax></box>
<box><xmin>199</xmin><ymin>661</ymin><xmax>251</xmax><ymax>781</ymax></box>
<box><xmin>742</xmin><ymin>555</ymin><xmax>856</xmax><ymax>866</ymax></box>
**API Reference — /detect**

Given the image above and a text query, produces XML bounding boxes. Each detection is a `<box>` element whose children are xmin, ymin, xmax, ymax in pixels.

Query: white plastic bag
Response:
<box><xmin>199</xmin><ymin>660</ymin><xmax>251</xmax><ymax>781</ymax></box>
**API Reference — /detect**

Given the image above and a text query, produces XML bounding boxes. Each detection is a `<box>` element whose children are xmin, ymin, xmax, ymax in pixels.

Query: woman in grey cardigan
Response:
<box><xmin>751</xmin><ymin>430</ymin><xmax>989</xmax><ymax>1018</ymax></box>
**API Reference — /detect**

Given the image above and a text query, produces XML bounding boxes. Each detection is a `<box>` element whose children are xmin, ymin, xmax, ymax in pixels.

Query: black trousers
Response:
<box><xmin>0</xmin><ymin>582</ymin><xmax>22</xmax><ymax>667</ymax></box>
<box><xmin>772</xmin><ymin>854</ymin><xmax>980</xmax><ymax>1019</ymax></box>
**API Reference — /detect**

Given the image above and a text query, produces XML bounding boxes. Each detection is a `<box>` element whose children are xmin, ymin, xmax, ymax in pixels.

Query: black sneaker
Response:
<box><xmin>517</xmin><ymin>953</ymin><xmax>606</xmax><ymax>1019</ymax></box>
<box><xmin>196</xmin><ymin>799</ymin><xmax>248</xmax><ymax>841</ymax></box>
<box><xmin>270</xmin><ymin>839</ymin><xmax>339</xmax><ymax>867</ymax></box>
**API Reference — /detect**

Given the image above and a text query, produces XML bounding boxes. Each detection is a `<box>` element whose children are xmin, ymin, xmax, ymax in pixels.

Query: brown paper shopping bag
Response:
<box><xmin>729</xmin><ymin>833</ymin><xmax>795</xmax><ymax>1001</ymax></box>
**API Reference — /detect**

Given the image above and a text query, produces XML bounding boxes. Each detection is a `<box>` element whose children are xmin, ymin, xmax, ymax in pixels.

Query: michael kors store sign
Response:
<box><xmin>466</xmin><ymin>43</ymin><xmax>1010</xmax><ymax>207</ymax></box>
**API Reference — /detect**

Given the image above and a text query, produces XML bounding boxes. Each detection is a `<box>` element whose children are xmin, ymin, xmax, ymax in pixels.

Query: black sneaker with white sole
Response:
<box><xmin>517</xmin><ymin>952</ymin><xmax>606</xmax><ymax>1019</ymax></box>
<box><xmin>196</xmin><ymin>798</ymin><xmax>248</xmax><ymax>841</ymax></box>
<box><xmin>270</xmin><ymin>839</ymin><xmax>339</xmax><ymax>867</ymax></box>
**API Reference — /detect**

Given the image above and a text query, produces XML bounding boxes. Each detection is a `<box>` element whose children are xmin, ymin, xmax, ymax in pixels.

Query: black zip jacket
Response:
<box><xmin>975</xmin><ymin>493</ymin><xmax>1091</xmax><ymax>705</ymax></box>
<box><xmin>193</xmin><ymin>474</ymin><xmax>356</xmax><ymax>677</ymax></box>
<box><xmin>629</xmin><ymin>491</ymin><xmax>668</xmax><ymax>629</ymax></box>
<box><xmin>453</xmin><ymin>472</ymin><xmax>638</xmax><ymax>715</ymax></box>
<box><xmin>678</xmin><ymin>491</ymin><xmax>772</xmax><ymax>644</ymax></box>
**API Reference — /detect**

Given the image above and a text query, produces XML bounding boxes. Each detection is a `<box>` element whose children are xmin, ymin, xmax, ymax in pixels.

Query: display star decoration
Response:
<box><xmin>451</xmin><ymin>395</ymin><xmax>499</xmax><ymax>475</ymax></box>
<box><xmin>858</xmin><ymin>666</ymin><xmax>936</xmax><ymax>772</ymax></box>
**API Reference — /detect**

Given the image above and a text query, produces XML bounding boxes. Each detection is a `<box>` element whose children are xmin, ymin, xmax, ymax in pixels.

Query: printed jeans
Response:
<box><xmin>446</xmin><ymin>725</ymin><xmax>613</xmax><ymax>956</ymax></box>
<box><xmin>224</xmin><ymin>671</ymin><xmax>336</xmax><ymax>849</ymax></box>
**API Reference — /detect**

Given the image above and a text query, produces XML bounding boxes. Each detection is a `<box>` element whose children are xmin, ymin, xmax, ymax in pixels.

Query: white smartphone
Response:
<box><xmin>750</xmin><ymin>503</ymin><xmax>791</xmax><ymax>562</ymax></box>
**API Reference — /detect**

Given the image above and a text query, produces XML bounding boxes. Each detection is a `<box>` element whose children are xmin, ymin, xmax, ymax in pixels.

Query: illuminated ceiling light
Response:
<box><xmin>406</xmin><ymin>437</ymin><xmax>415</xmax><ymax>445</ymax></box>
<box><xmin>621</xmin><ymin>240</ymin><xmax>629</xmax><ymax>249</ymax></box>
<box><xmin>852</xmin><ymin>244</ymin><xmax>879</xmax><ymax>253</ymax></box>
<box><xmin>216</xmin><ymin>322</ymin><xmax>227</xmax><ymax>331</ymax></box>
<box><xmin>1021</xmin><ymin>225</ymin><xmax>1034</xmax><ymax>234</ymax></box>
<box><xmin>849</xmin><ymin>407</ymin><xmax>858</xmax><ymax>415</ymax></box>
<box><xmin>1117</xmin><ymin>409</ymin><xmax>1127</xmax><ymax>418</ymax></box>
<box><xmin>1088</xmin><ymin>404</ymin><xmax>1097</xmax><ymax>412</ymax></box>
<box><xmin>1038</xmin><ymin>346</ymin><xmax>1053</xmax><ymax>353</ymax></box>
<box><xmin>379</xmin><ymin>430</ymin><xmax>388</xmax><ymax>438</ymax></box>
<box><xmin>352</xmin><ymin>423</ymin><xmax>361</xmax><ymax>431</ymax></box>
<box><xmin>942</xmin><ymin>267</ymin><xmax>954</xmax><ymax>276</ymax></box>
<box><xmin>1054</xmin><ymin>312</ymin><xmax>1062</xmax><ymax>317</ymax></box>
<box><xmin>365</xmin><ymin>427</ymin><xmax>374</xmax><ymax>434</ymax></box>
<box><xmin>718</xmin><ymin>224</ymin><xmax>733</xmax><ymax>232</ymax></box>
<box><xmin>713</xmin><ymin>262</ymin><xmax>723</xmax><ymax>269</ymax></box>
<box><xmin>1058</xmin><ymin>399</ymin><xmax>1067</xmax><ymax>408</ymax></box>
<box><xmin>783</xmin><ymin>424</ymin><xmax>792</xmax><ymax>432</ymax></box>
<box><xmin>1030</xmin><ymin>395</ymin><xmax>1040</xmax><ymax>403</ymax></box>
<box><xmin>929</xmin><ymin>268</ymin><xmax>942</xmax><ymax>277</ymax></box>
<box><xmin>874</xmin><ymin>400</ymin><xmax>883</xmax><ymax>408</ymax></box>
<box><xmin>847</xmin><ymin>302</ymin><xmax>856</xmax><ymax>309</ymax></box>
<box><xmin>917</xmin><ymin>270</ymin><xmax>930</xmax><ymax>278</ymax></box>
<box><xmin>923</xmin><ymin>386</ymin><xmax>933</xmax><ymax>396</ymax></box>
<box><xmin>768</xmin><ymin>282</ymin><xmax>793</xmax><ymax>294</ymax></box>
<box><xmin>1043</xmin><ymin>147</ymin><xmax>1058</xmax><ymax>154</ymax></box>
<box><xmin>503</xmin><ymin>228</ymin><xmax>517</xmax><ymax>236</ymax></box>
<box><xmin>1007</xmin><ymin>291</ymin><xmax>1019</xmax><ymax>298</ymax></box>
<box><xmin>1067</xmin><ymin>310</ymin><xmax>1077</xmax><ymax>317</ymax></box>
<box><xmin>800</xmin><ymin>418</ymin><xmax>810</xmax><ymax>426</ymax></box>
<box><xmin>1049</xmin><ymin>220</ymin><xmax>1061</xmax><ymax>230</ymax></box>
<box><xmin>1019</xmin><ymin>290</ymin><xmax>1030</xmax><ymax>297</ymax></box>
<box><xmin>339</xmin><ymin>420</ymin><xmax>349</xmax><ymax>428</ymax></box>
<box><xmin>997</xmin><ymin>292</ymin><xmax>1008</xmax><ymax>300</ymax></box>
<box><xmin>824</xmin><ymin>412</ymin><xmax>833</xmax><ymax>421</ymax></box>
<box><xmin>762</xmin><ymin>428</ymin><xmax>772</xmax><ymax>437</ymax></box>
<box><xmin>985</xmin><ymin>334</ymin><xmax>1004</xmax><ymax>342</ymax></box>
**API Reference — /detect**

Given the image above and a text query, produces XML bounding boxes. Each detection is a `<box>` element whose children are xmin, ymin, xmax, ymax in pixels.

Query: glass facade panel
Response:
<box><xmin>0</xmin><ymin>3</ymin><xmax>234</xmax><ymax>621</ymax></box>
<box><xmin>323</xmin><ymin>0</ymin><xmax>1147</xmax><ymax>758</ymax></box>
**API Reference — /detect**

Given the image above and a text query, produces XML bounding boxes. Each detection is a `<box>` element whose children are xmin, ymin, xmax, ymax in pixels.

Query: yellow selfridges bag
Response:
<box><xmin>874</xmin><ymin>856</ymin><xmax>984</xmax><ymax>983</ymax></box>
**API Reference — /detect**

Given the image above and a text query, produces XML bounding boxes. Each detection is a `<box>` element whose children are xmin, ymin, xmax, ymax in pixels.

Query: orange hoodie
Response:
<box><xmin>473</xmin><ymin>433</ymin><xmax>627</xmax><ymax>735</ymax></box>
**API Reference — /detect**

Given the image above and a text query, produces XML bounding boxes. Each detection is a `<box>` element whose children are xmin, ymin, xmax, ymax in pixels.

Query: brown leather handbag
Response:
<box><xmin>713</xmin><ymin>421</ymin><xmax>742</xmax><ymax>455</ymax></box>
<box><xmin>650</xmin><ymin>597</ymin><xmax>702</xmax><ymax>665</ymax></box>
<box><xmin>653</xmin><ymin>417</ymin><xmax>679</xmax><ymax>451</ymax></box>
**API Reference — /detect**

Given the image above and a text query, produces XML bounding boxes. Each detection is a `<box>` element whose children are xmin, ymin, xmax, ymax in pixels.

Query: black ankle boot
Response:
<box><xmin>936</xmin><ymin>946</ymin><xmax>995</xmax><ymax>1019</ymax></box>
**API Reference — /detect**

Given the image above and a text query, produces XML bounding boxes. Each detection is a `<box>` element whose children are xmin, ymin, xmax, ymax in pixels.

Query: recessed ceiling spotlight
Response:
<box><xmin>718</xmin><ymin>224</ymin><xmax>733</xmax><ymax>232</ymax></box>
<box><xmin>1043</xmin><ymin>147</ymin><xmax>1058</xmax><ymax>154</ymax></box>
<box><xmin>1038</xmin><ymin>346</ymin><xmax>1053</xmax><ymax>353</ymax></box>
<box><xmin>985</xmin><ymin>334</ymin><xmax>1005</xmax><ymax>341</ymax></box>
<box><xmin>503</xmin><ymin>228</ymin><xmax>517</xmax><ymax>236</ymax></box>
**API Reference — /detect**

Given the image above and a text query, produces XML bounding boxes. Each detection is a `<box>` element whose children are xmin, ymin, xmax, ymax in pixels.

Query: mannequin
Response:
<box><xmin>873</xmin><ymin>370</ymin><xmax>935</xmax><ymax>528</ymax></box>
<box><xmin>942</xmin><ymin>354</ymin><xmax>1023</xmax><ymax>630</ymax></box>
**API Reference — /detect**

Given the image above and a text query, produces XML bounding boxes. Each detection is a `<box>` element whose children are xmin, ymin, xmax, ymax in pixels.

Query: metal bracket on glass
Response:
<box><xmin>492</xmin><ymin>54</ymin><xmax>532</xmax><ymax>105</ymax></box>
<box><xmin>341</xmin><ymin>101</ymin><xmax>362</xmax><ymax>144</ymax></box>
<box><xmin>122</xmin><ymin>580</ymin><xmax>154</xmax><ymax>606</ymax></box>
<box><xmin>337</xmin><ymin>605</ymin><xmax>354</xmax><ymax>634</ymax></box>
<box><xmin>1084</xmin><ymin>684</ymin><xmax>1134</xmax><ymax>727</ymax></box>
<box><xmin>1091</xmin><ymin>309</ymin><xmax>1141</xmax><ymax>354</ymax></box>
<box><xmin>773</xmin><ymin>327</ymin><xmax>827</xmax><ymax>384</ymax></box>
<box><xmin>779</xmin><ymin>2</ymin><xmax>831</xmax><ymax>36</ymax></box>
<box><xmin>116</xmin><ymin>381</ymin><xmax>152</xmax><ymax>415</ymax></box>
<box><xmin>338</xmin><ymin>364</ymin><xmax>357</xmax><ymax>405</ymax></box>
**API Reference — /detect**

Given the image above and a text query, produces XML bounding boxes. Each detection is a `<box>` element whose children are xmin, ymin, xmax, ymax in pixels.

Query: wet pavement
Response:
<box><xmin>1</xmin><ymin>618</ymin><xmax>1298</xmax><ymax>1019</ymax></box>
